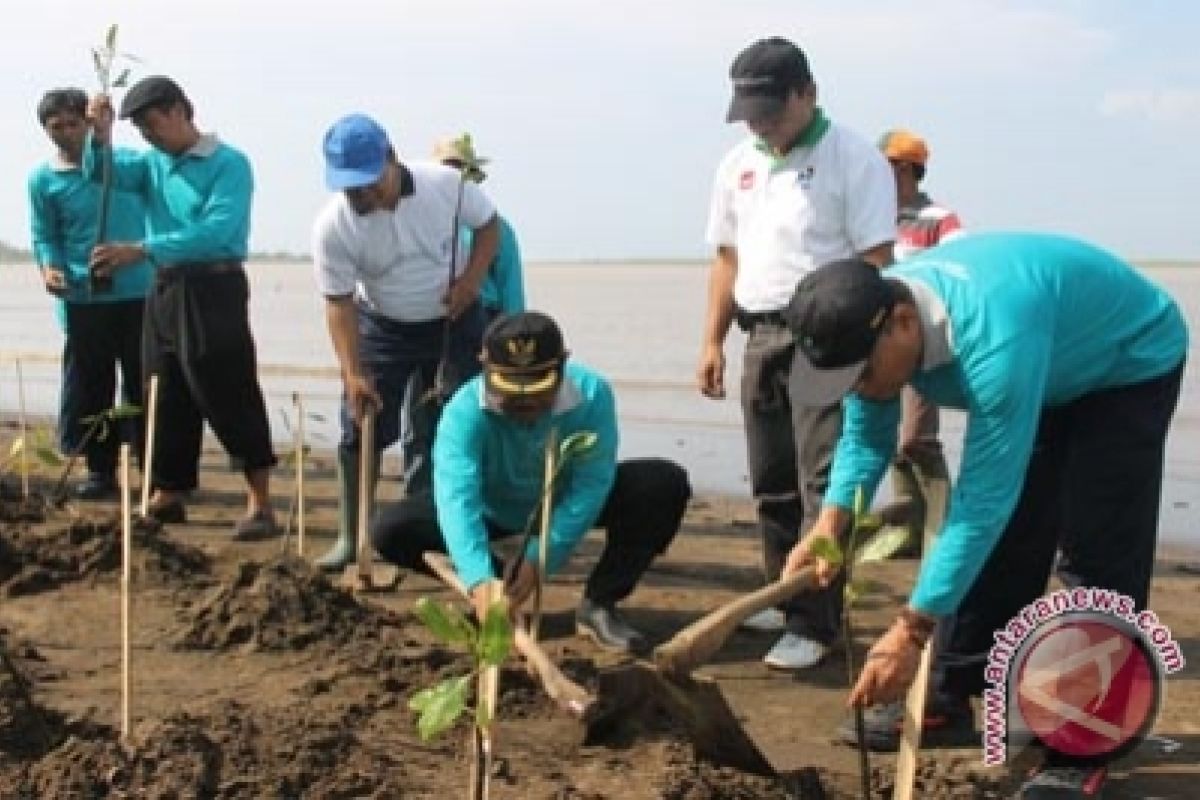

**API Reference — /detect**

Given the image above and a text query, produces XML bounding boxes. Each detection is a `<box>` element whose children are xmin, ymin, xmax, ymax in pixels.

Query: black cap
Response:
<box><xmin>481</xmin><ymin>312</ymin><xmax>567</xmax><ymax>397</ymax></box>
<box><xmin>782</xmin><ymin>258</ymin><xmax>895</xmax><ymax>406</ymax></box>
<box><xmin>118</xmin><ymin>75</ymin><xmax>188</xmax><ymax>120</ymax></box>
<box><xmin>726</xmin><ymin>37</ymin><xmax>812</xmax><ymax>123</ymax></box>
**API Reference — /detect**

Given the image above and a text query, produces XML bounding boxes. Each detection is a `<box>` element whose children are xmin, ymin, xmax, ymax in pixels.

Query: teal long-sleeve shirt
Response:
<box><xmin>82</xmin><ymin>133</ymin><xmax>252</xmax><ymax>265</ymax></box>
<box><xmin>473</xmin><ymin>216</ymin><xmax>525</xmax><ymax>314</ymax></box>
<box><xmin>825</xmin><ymin>232</ymin><xmax>1188</xmax><ymax>617</ymax></box>
<box><xmin>433</xmin><ymin>361</ymin><xmax>619</xmax><ymax>591</ymax></box>
<box><xmin>27</xmin><ymin>156</ymin><xmax>152</xmax><ymax>307</ymax></box>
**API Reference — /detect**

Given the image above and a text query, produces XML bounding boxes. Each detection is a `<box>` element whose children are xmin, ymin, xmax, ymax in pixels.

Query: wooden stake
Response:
<box><xmin>15</xmin><ymin>359</ymin><xmax>29</xmax><ymax>499</ymax></box>
<box><xmin>139</xmin><ymin>375</ymin><xmax>159</xmax><ymax>517</ymax></box>
<box><xmin>356</xmin><ymin>413</ymin><xmax>375</xmax><ymax>586</ymax></box>
<box><xmin>294</xmin><ymin>392</ymin><xmax>307</xmax><ymax>556</ymax></box>
<box><xmin>120</xmin><ymin>443</ymin><xmax>132</xmax><ymax>742</ymax></box>
<box><xmin>893</xmin><ymin>476</ymin><xmax>949</xmax><ymax>800</ymax></box>
<box><xmin>532</xmin><ymin>428</ymin><xmax>557</xmax><ymax>641</ymax></box>
<box><xmin>472</xmin><ymin>579</ymin><xmax>504</xmax><ymax>800</ymax></box>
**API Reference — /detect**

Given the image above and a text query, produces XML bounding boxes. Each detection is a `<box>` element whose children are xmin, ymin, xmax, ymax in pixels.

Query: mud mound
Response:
<box><xmin>174</xmin><ymin>556</ymin><xmax>403</xmax><ymax>652</ymax></box>
<box><xmin>0</xmin><ymin>635</ymin><xmax>64</xmax><ymax>766</ymax></box>
<box><xmin>865</xmin><ymin>756</ymin><xmax>1014</xmax><ymax>799</ymax></box>
<box><xmin>0</xmin><ymin>497</ymin><xmax>47</xmax><ymax>524</ymax></box>
<box><xmin>658</xmin><ymin>741</ymin><xmax>817</xmax><ymax>798</ymax></box>
<box><xmin>0</xmin><ymin>518</ymin><xmax>211</xmax><ymax>597</ymax></box>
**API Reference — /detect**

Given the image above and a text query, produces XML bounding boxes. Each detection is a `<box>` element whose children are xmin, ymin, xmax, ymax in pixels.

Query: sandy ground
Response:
<box><xmin>1</xmin><ymin>440</ymin><xmax>1198</xmax><ymax>798</ymax></box>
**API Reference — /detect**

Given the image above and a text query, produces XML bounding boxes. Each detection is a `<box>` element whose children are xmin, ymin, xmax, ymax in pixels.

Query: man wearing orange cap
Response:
<box><xmin>878</xmin><ymin>129</ymin><xmax>964</xmax><ymax>557</ymax></box>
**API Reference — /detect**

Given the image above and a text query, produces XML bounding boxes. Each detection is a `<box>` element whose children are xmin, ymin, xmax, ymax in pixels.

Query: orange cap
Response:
<box><xmin>879</xmin><ymin>129</ymin><xmax>929</xmax><ymax>166</ymax></box>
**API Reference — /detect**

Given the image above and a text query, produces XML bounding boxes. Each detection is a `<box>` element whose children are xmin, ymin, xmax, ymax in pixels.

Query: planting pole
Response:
<box><xmin>893</xmin><ymin>476</ymin><xmax>949</xmax><ymax>800</ymax></box>
<box><xmin>473</xmin><ymin>579</ymin><xmax>504</xmax><ymax>800</ymax></box>
<box><xmin>139</xmin><ymin>375</ymin><xmax>159</xmax><ymax>517</ymax></box>
<box><xmin>532</xmin><ymin>428</ymin><xmax>557</xmax><ymax>641</ymax></box>
<box><xmin>16</xmin><ymin>359</ymin><xmax>29</xmax><ymax>499</ymax></box>
<box><xmin>356</xmin><ymin>413</ymin><xmax>375</xmax><ymax>587</ymax></box>
<box><xmin>294</xmin><ymin>392</ymin><xmax>307</xmax><ymax>556</ymax></box>
<box><xmin>120</xmin><ymin>443</ymin><xmax>132</xmax><ymax>741</ymax></box>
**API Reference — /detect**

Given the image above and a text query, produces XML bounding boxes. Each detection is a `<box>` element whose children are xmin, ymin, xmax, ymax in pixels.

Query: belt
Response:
<box><xmin>157</xmin><ymin>260</ymin><xmax>244</xmax><ymax>280</ymax></box>
<box><xmin>735</xmin><ymin>307</ymin><xmax>788</xmax><ymax>332</ymax></box>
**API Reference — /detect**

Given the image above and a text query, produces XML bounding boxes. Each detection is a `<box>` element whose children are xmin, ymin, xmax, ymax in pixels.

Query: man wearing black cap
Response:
<box><xmin>311</xmin><ymin>113</ymin><xmax>498</xmax><ymax>571</ymax></box>
<box><xmin>780</xmin><ymin>233</ymin><xmax>1187</xmax><ymax>798</ymax></box>
<box><xmin>85</xmin><ymin>77</ymin><xmax>277</xmax><ymax>538</ymax></box>
<box><xmin>698</xmin><ymin>36</ymin><xmax>897</xmax><ymax>670</ymax></box>
<box><xmin>370</xmin><ymin>311</ymin><xmax>691</xmax><ymax>654</ymax></box>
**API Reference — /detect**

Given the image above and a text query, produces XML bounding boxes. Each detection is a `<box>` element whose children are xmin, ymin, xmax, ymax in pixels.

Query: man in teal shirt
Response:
<box><xmin>28</xmin><ymin>87</ymin><xmax>152</xmax><ymax>499</ymax></box>
<box><xmin>85</xmin><ymin>76</ymin><xmax>276</xmax><ymax>538</ymax></box>
<box><xmin>371</xmin><ymin>312</ymin><xmax>690</xmax><ymax>654</ymax></box>
<box><xmin>782</xmin><ymin>233</ymin><xmax>1186</xmax><ymax>798</ymax></box>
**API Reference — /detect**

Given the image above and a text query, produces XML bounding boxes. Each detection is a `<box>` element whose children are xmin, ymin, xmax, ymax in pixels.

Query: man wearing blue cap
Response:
<box><xmin>782</xmin><ymin>233</ymin><xmax>1187</xmax><ymax>798</ymax></box>
<box><xmin>86</xmin><ymin>77</ymin><xmax>277</xmax><ymax>538</ymax></box>
<box><xmin>311</xmin><ymin>113</ymin><xmax>499</xmax><ymax>571</ymax></box>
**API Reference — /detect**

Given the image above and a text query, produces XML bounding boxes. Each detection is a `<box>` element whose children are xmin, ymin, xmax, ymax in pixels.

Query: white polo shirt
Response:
<box><xmin>705</xmin><ymin>122</ymin><xmax>897</xmax><ymax>313</ymax></box>
<box><xmin>312</xmin><ymin>161</ymin><xmax>497</xmax><ymax>322</ymax></box>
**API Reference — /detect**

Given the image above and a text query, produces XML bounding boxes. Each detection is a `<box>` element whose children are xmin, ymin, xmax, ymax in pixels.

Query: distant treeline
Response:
<box><xmin>0</xmin><ymin>240</ymin><xmax>308</xmax><ymax>264</ymax></box>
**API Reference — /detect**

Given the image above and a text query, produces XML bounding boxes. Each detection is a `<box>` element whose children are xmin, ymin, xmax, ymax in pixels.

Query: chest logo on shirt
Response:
<box><xmin>796</xmin><ymin>165</ymin><xmax>815</xmax><ymax>187</ymax></box>
<box><xmin>738</xmin><ymin>170</ymin><xmax>756</xmax><ymax>190</ymax></box>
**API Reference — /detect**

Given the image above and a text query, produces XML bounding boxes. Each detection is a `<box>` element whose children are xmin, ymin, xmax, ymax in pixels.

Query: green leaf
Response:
<box><xmin>92</xmin><ymin>49</ymin><xmax>103</xmax><ymax>76</ymax></box>
<box><xmin>414</xmin><ymin>597</ymin><xmax>477</xmax><ymax>646</ymax></box>
<box><xmin>33</xmin><ymin>445</ymin><xmax>64</xmax><ymax>467</ymax></box>
<box><xmin>106</xmin><ymin>23</ymin><xmax>118</xmax><ymax>51</ymax></box>
<box><xmin>807</xmin><ymin>535</ymin><xmax>844</xmax><ymax>566</ymax></box>
<box><xmin>853</xmin><ymin>526</ymin><xmax>912</xmax><ymax>565</ymax></box>
<box><xmin>853</xmin><ymin>485</ymin><xmax>865</xmax><ymax>519</ymax></box>
<box><xmin>410</xmin><ymin>675</ymin><xmax>470</xmax><ymax>741</ymax></box>
<box><xmin>559</xmin><ymin>431</ymin><xmax>598</xmax><ymax>462</ymax></box>
<box><xmin>9</xmin><ymin>438</ymin><xmax>24</xmax><ymax>458</ymax></box>
<box><xmin>844</xmin><ymin>577</ymin><xmax>889</xmax><ymax>604</ymax></box>
<box><xmin>109</xmin><ymin>403</ymin><xmax>142</xmax><ymax>419</ymax></box>
<box><xmin>478</xmin><ymin>601</ymin><xmax>512</xmax><ymax>666</ymax></box>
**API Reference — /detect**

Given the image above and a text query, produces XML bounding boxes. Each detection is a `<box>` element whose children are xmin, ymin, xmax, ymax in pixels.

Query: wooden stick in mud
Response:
<box><xmin>16</xmin><ymin>358</ymin><xmax>29</xmax><ymax>499</ymax></box>
<box><xmin>472</xmin><ymin>579</ymin><xmax>504</xmax><ymax>800</ymax></box>
<box><xmin>293</xmin><ymin>391</ymin><xmax>307</xmax><ymax>556</ymax></box>
<box><xmin>139</xmin><ymin>375</ymin><xmax>159</xmax><ymax>517</ymax></box>
<box><xmin>120</xmin><ymin>443</ymin><xmax>132</xmax><ymax>741</ymax></box>
<box><xmin>356</xmin><ymin>412</ymin><xmax>375</xmax><ymax>586</ymax></box>
<box><xmin>532</xmin><ymin>428</ymin><xmax>557</xmax><ymax>641</ymax></box>
<box><xmin>893</xmin><ymin>476</ymin><xmax>949</xmax><ymax>800</ymax></box>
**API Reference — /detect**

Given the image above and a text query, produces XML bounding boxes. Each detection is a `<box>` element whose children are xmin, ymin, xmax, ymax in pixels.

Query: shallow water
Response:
<box><xmin>1</xmin><ymin>259</ymin><xmax>1196</xmax><ymax>548</ymax></box>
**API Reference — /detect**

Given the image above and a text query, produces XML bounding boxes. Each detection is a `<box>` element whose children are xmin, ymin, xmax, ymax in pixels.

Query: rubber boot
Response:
<box><xmin>315</xmin><ymin>447</ymin><xmax>378</xmax><ymax>572</ymax></box>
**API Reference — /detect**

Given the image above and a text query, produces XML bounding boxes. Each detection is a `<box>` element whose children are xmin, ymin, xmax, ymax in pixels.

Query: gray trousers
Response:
<box><xmin>740</xmin><ymin>322</ymin><xmax>845</xmax><ymax>645</ymax></box>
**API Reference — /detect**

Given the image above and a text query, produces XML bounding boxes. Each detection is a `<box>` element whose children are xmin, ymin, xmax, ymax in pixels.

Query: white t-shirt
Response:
<box><xmin>312</xmin><ymin>161</ymin><xmax>497</xmax><ymax>322</ymax></box>
<box><xmin>705</xmin><ymin>122</ymin><xmax>897</xmax><ymax>313</ymax></box>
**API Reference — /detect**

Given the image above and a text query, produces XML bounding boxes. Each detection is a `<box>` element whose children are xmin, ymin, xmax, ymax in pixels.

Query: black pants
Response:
<box><xmin>741</xmin><ymin>322</ymin><xmax>846</xmax><ymax>644</ymax></box>
<box><xmin>142</xmin><ymin>267</ymin><xmax>276</xmax><ymax>492</ymax></box>
<box><xmin>371</xmin><ymin>458</ymin><xmax>691</xmax><ymax>605</ymax></box>
<box><xmin>59</xmin><ymin>300</ymin><xmax>145</xmax><ymax>476</ymax></box>
<box><xmin>931</xmin><ymin>361</ymin><xmax>1185</xmax><ymax>703</ymax></box>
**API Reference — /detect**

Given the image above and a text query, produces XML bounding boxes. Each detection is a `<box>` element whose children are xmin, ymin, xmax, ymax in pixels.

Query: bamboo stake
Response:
<box><xmin>356</xmin><ymin>413</ymin><xmax>375</xmax><ymax>586</ymax></box>
<box><xmin>119</xmin><ymin>443</ymin><xmax>132</xmax><ymax>741</ymax></box>
<box><xmin>532</xmin><ymin>428</ymin><xmax>557</xmax><ymax>642</ymax></box>
<box><xmin>294</xmin><ymin>392</ymin><xmax>307</xmax><ymax>556</ymax></box>
<box><xmin>139</xmin><ymin>375</ymin><xmax>159</xmax><ymax>517</ymax></box>
<box><xmin>472</xmin><ymin>579</ymin><xmax>503</xmax><ymax>800</ymax></box>
<box><xmin>16</xmin><ymin>359</ymin><xmax>29</xmax><ymax>499</ymax></box>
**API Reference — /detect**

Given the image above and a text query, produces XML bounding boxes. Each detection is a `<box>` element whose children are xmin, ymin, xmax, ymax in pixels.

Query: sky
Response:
<box><xmin>2</xmin><ymin>0</ymin><xmax>1198</xmax><ymax>261</ymax></box>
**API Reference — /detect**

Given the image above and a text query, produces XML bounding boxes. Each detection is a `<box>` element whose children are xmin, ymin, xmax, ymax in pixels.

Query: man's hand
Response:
<box><xmin>86</xmin><ymin>94</ymin><xmax>115</xmax><ymax>145</ymax></box>
<box><xmin>41</xmin><ymin>267</ymin><xmax>67</xmax><ymax>296</ymax></box>
<box><xmin>444</xmin><ymin>275</ymin><xmax>481</xmax><ymax>321</ymax></box>
<box><xmin>697</xmin><ymin>343</ymin><xmax>726</xmax><ymax>399</ymax></box>
<box><xmin>90</xmin><ymin>243</ymin><xmax>144</xmax><ymax>278</ymax></box>
<box><xmin>782</xmin><ymin>507</ymin><xmax>850</xmax><ymax>587</ymax></box>
<box><xmin>470</xmin><ymin>578</ymin><xmax>509</xmax><ymax>624</ymax></box>
<box><xmin>343</xmin><ymin>372</ymin><xmax>382</xmax><ymax>421</ymax></box>
<box><xmin>848</xmin><ymin>618</ymin><xmax>923</xmax><ymax>707</ymax></box>
<box><xmin>505</xmin><ymin>560</ymin><xmax>540</xmax><ymax>611</ymax></box>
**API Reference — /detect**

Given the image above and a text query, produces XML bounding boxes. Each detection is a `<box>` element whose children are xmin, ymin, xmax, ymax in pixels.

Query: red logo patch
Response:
<box><xmin>739</xmin><ymin>170</ymin><xmax>755</xmax><ymax>190</ymax></box>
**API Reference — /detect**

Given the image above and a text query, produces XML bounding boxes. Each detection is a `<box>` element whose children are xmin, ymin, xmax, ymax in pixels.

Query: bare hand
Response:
<box><xmin>41</xmin><ymin>267</ymin><xmax>67</xmax><ymax>295</ymax></box>
<box><xmin>505</xmin><ymin>561</ymin><xmax>540</xmax><ymax>611</ymax></box>
<box><xmin>848</xmin><ymin>620</ymin><xmax>922</xmax><ymax>707</ymax></box>
<box><xmin>343</xmin><ymin>372</ymin><xmax>382</xmax><ymax>421</ymax></box>
<box><xmin>783</xmin><ymin>529</ymin><xmax>842</xmax><ymax>588</ymax></box>
<box><xmin>697</xmin><ymin>343</ymin><xmax>726</xmax><ymax>399</ymax></box>
<box><xmin>470</xmin><ymin>578</ymin><xmax>510</xmax><ymax>624</ymax></box>
<box><xmin>444</xmin><ymin>277</ymin><xmax>481</xmax><ymax>320</ymax></box>
<box><xmin>90</xmin><ymin>243</ymin><xmax>144</xmax><ymax>278</ymax></box>
<box><xmin>87</xmin><ymin>94</ymin><xmax>115</xmax><ymax>144</ymax></box>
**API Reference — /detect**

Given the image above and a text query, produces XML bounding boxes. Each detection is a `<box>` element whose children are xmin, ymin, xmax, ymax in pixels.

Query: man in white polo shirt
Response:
<box><xmin>311</xmin><ymin>113</ymin><xmax>499</xmax><ymax>571</ymax></box>
<box><xmin>697</xmin><ymin>37</ymin><xmax>896</xmax><ymax>670</ymax></box>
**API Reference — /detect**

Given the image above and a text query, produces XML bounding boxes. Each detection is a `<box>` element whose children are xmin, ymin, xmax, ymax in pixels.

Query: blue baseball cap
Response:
<box><xmin>323</xmin><ymin>114</ymin><xmax>390</xmax><ymax>190</ymax></box>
